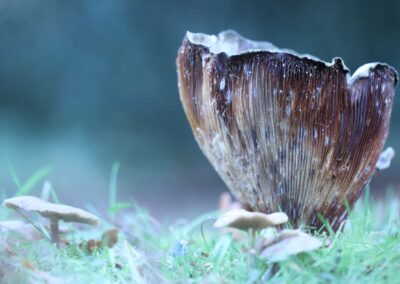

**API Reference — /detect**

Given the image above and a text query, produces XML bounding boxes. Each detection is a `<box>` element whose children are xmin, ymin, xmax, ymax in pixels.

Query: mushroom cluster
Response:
<box><xmin>214</xmin><ymin>207</ymin><xmax>323</xmax><ymax>261</ymax></box>
<box><xmin>177</xmin><ymin>30</ymin><xmax>398</xmax><ymax>230</ymax></box>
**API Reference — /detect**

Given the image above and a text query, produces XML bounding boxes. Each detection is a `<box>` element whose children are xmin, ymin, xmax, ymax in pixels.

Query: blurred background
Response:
<box><xmin>0</xmin><ymin>0</ymin><xmax>399</xmax><ymax>220</ymax></box>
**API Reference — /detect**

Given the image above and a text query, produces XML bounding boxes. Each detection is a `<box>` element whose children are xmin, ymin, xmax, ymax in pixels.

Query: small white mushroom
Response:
<box><xmin>3</xmin><ymin>196</ymin><xmax>100</xmax><ymax>247</ymax></box>
<box><xmin>214</xmin><ymin>209</ymin><xmax>288</xmax><ymax>231</ymax></box>
<box><xmin>376</xmin><ymin>147</ymin><xmax>395</xmax><ymax>170</ymax></box>
<box><xmin>260</xmin><ymin>229</ymin><xmax>323</xmax><ymax>262</ymax></box>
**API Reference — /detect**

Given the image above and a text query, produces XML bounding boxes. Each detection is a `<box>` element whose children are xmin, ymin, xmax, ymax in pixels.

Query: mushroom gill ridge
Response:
<box><xmin>177</xmin><ymin>31</ymin><xmax>398</xmax><ymax>230</ymax></box>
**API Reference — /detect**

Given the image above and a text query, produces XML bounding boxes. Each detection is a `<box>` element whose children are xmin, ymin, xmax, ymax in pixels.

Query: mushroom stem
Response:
<box><xmin>262</xmin><ymin>263</ymin><xmax>280</xmax><ymax>281</ymax></box>
<box><xmin>50</xmin><ymin>216</ymin><xmax>60</xmax><ymax>247</ymax></box>
<box><xmin>251</xmin><ymin>229</ymin><xmax>257</xmax><ymax>248</ymax></box>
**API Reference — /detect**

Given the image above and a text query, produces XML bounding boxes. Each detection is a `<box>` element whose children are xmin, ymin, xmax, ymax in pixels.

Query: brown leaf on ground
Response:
<box><xmin>21</xmin><ymin>259</ymin><xmax>35</xmax><ymax>270</ymax></box>
<box><xmin>101</xmin><ymin>228</ymin><xmax>119</xmax><ymax>248</ymax></box>
<box><xmin>81</xmin><ymin>239</ymin><xmax>102</xmax><ymax>254</ymax></box>
<box><xmin>80</xmin><ymin>228</ymin><xmax>119</xmax><ymax>254</ymax></box>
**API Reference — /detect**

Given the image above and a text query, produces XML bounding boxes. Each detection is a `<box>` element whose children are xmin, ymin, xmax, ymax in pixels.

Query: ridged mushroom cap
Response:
<box><xmin>3</xmin><ymin>196</ymin><xmax>100</xmax><ymax>225</ymax></box>
<box><xmin>177</xmin><ymin>30</ymin><xmax>398</xmax><ymax>230</ymax></box>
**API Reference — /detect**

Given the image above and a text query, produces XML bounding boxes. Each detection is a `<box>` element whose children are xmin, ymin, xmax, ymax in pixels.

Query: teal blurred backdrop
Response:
<box><xmin>0</xmin><ymin>0</ymin><xmax>399</xmax><ymax>219</ymax></box>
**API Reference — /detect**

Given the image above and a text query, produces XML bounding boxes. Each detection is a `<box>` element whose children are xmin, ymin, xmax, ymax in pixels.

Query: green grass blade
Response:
<box><xmin>7</xmin><ymin>162</ymin><xmax>22</xmax><ymax>190</ymax></box>
<box><xmin>108</xmin><ymin>162</ymin><xmax>122</xmax><ymax>218</ymax></box>
<box><xmin>50</xmin><ymin>187</ymin><xmax>61</xmax><ymax>204</ymax></box>
<box><xmin>211</xmin><ymin>235</ymin><xmax>232</xmax><ymax>269</ymax></box>
<box><xmin>12</xmin><ymin>165</ymin><xmax>52</xmax><ymax>197</ymax></box>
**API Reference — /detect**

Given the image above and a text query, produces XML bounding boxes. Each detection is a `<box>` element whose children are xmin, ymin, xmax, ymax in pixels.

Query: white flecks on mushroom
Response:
<box><xmin>178</xmin><ymin>30</ymin><xmax>397</xmax><ymax>232</ymax></box>
<box><xmin>3</xmin><ymin>196</ymin><xmax>100</xmax><ymax>247</ymax></box>
<box><xmin>185</xmin><ymin>30</ymin><xmax>348</xmax><ymax>71</ymax></box>
<box><xmin>214</xmin><ymin>209</ymin><xmax>288</xmax><ymax>231</ymax></box>
<box><xmin>260</xmin><ymin>229</ymin><xmax>323</xmax><ymax>262</ymax></box>
<box><xmin>376</xmin><ymin>147</ymin><xmax>395</xmax><ymax>170</ymax></box>
<box><xmin>219</xmin><ymin>77</ymin><xmax>225</xmax><ymax>90</ymax></box>
<box><xmin>347</xmin><ymin>62</ymin><xmax>388</xmax><ymax>85</ymax></box>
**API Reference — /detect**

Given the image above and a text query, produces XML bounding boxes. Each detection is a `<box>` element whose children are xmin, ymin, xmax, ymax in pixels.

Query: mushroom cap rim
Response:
<box><xmin>185</xmin><ymin>30</ymin><xmax>398</xmax><ymax>87</ymax></box>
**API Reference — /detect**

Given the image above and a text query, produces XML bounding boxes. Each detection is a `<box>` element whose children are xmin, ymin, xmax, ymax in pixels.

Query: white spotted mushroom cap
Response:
<box><xmin>214</xmin><ymin>209</ymin><xmax>288</xmax><ymax>231</ymax></box>
<box><xmin>3</xmin><ymin>196</ymin><xmax>100</xmax><ymax>226</ymax></box>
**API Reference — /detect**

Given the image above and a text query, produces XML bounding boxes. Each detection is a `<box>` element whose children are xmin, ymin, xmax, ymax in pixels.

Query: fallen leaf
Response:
<box><xmin>82</xmin><ymin>239</ymin><xmax>102</xmax><ymax>254</ymax></box>
<box><xmin>21</xmin><ymin>259</ymin><xmax>35</xmax><ymax>270</ymax></box>
<box><xmin>101</xmin><ymin>228</ymin><xmax>119</xmax><ymax>248</ymax></box>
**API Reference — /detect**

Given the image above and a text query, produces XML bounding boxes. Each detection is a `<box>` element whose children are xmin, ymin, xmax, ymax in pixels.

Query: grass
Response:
<box><xmin>0</xmin><ymin>167</ymin><xmax>399</xmax><ymax>283</ymax></box>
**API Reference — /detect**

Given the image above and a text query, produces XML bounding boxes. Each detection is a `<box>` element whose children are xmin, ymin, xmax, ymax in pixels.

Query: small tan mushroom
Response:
<box><xmin>275</xmin><ymin>228</ymin><xmax>304</xmax><ymax>240</ymax></box>
<box><xmin>3</xmin><ymin>196</ymin><xmax>100</xmax><ymax>247</ymax></box>
<box><xmin>214</xmin><ymin>209</ymin><xmax>288</xmax><ymax>231</ymax></box>
<box><xmin>101</xmin><ymin>228</ymin><xmax>119</xmax><ymax>248</ymax></box>
<box><xmin>260</xmin><ymin>229</ymin><xmax>323</xmax><ymax>262</ymax></box>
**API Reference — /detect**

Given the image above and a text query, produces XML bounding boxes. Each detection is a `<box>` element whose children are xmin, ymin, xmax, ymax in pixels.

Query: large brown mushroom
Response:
<box><xmin>3</xmin><ymin>196</ymin><xmax>100</xmax><ymax>247</ymax></box>
<box><xmin>177</xmin><ymin>30</ymin><xmax>398</xmax><ymax>231</ymax></box>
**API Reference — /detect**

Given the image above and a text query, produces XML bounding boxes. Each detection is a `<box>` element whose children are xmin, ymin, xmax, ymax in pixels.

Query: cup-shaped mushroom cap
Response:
<box><xmin>177</xmin><ymin>30</ymin><xmax>398</xmax><ymax>231</ymax></box>
<box><xmin>3</xmin><ymin>196</ymin><xmax>100</xmax><ymax>226</ymax></box>
<box><xmin>214</xmin><ymin>209</ymin><xmax>288</xmax><ymax>231</ymax></box>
